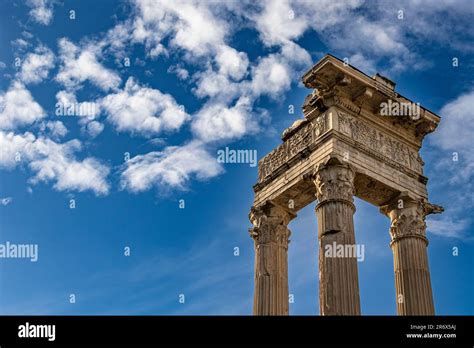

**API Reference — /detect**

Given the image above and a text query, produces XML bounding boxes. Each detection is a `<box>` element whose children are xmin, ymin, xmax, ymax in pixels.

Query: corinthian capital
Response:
<box><xmin>249</xmin><ymin>201</ymin><xmax>295</xmax><ymax>248</ymax></box>
<box><xmin>313</xmin><ymin>157</ymin><xmax>355</xmax><ymax>203</ymax></box>
<box><xmin>380</xmin><ymin>196</ymin><xmax>433</xmax><ymax>245</ymax></box>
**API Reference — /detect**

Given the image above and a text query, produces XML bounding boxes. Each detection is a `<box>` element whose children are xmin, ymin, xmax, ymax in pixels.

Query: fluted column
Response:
<box><xmin>313</xmin><ymin>158</ymin><xmax>361</xmax><ymax>315</ymax></box>
<box><xmin>249</xmin><ymin>201</ymin><xmax>296</xmax><ymax>315</ymax></box>
<box><xmin>381</xmin><ymin>197</ymin><xmax>437</xmax><ymax>315</ymax></box>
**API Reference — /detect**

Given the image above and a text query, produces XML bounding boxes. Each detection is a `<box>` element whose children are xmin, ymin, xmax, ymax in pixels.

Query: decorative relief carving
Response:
<box><xmin>389</xmin><ymin>210</ymin><xmax>426</xmax><ymax>242</ymax></box>
<box><xmin>249</xmin><ymin>214</ymin><xmax>291</xmax><ymax>249</ymax></box>
<box><xmin>380</xmin><ymin>197</ymin><xmax>442</xmax><ymax>245</ymax></box>
<box><xmin>334</xmin><ymin>94</ymin><xmax>361</xmax><ymax>114</ymax></box>
<box><xmin>258</xmin><ymin>113</ymin><xmax>327</xmax><ymax>182</ymax></box>
<box><xmin>386</xmin><ymin>201</ymin><xmax>427</xmax><ymax>243</ymax></box>
<box><xmin>314</xmin><ymin>163</ymin><xmax>355</xmax><ymax>203</ymax></box>
<box><xmin>287</xmin><ymin>120</ymin><xmax>313</xmax><ymax>158</ymax></box>
<box><xmin>337</xmin><ymin>112</ymin><xmax>423</xmax><ymax>173</ymax></box>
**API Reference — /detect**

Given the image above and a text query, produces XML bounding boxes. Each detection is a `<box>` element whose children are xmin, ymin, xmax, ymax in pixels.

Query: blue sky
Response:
<box><xmin>0</xmin><ymin>0</ymin><xmax>472</xmax><ymax>315</ymax></box>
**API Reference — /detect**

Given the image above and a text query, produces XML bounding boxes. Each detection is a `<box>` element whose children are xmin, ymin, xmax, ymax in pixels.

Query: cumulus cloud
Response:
<box><xmin>427</xmin><ymin>89</ymin><xmax>474</xmax><ymax>239</ymax></box>
<box><xmin>120</xmin><ymin>141</ymin><xmax>223</xmax><ymax>192</ymax></box>
<box><xmin>39</xmin><ymin>120</ymin><xmax>68</xmax><ymax>139</ymax></box>
<box><xmin>0</xmin><ymin>131</ymin><xmax>110</xmax><ymax>195</ymax></box>
<box><xmin>253</xmin><ymin>0</ymin><xmax>309</xmax><ymax>46</ymax></box>
<box><xmin>246</xmin><ymin>0</ymin><xmax>473</xmax><ymax>74</ymax></box>
<box><xmin>18</xmin><ymin>45</ymin><xmax>55</xmax><ymax>84</ymax></box>
<box><xmin>85</xmin><ymin>121</ymin><xmax>104</xmax><ymax>138</ymax></box>
<box><xmin>27</xmin><ymin>0</ymin><xmax>54</xmax><ymax>25</ymax></box>
<box><xmin>55</xmin><ymin>90</ymin><xmax>102</xmax><ymax>138</ymax></box>
<box><xmin>101</xmin><ymin>77</ymin><xmax>190</xmax><ymax>136</ymax></box>
<box><xmin>192</xmin><ymin>97</ymin><xmax>258</xmax><ymax>142</ymax></box>
<box><xmin>249</xmin><ymin>53</ymin><xmax>292</xmax><ymax>98</ymax></box>
<box><xmin>55</xmin><ymin>90</ymin><xmax>99</xmax><ymax>118</ymax></box>
<box><xmin>167</xmin><ymin>65</ymin><xmax>190</xmax><ymax>80</ymax></box>
<box><xmin>191</xmin><ymin>42</ymin><xmax>309</xmax><ymax>143</ymax></box>
<box><xmin>215</xmin><ymin>46</ymin><xmax>249</xmax><ymax>81</ymax></box>
<box><xmin>193</xmin><ymin>69</ymin><xmax>240</xmax><ymax>101</ymax></box>
<box><xmin>0</xmin><ymin>81</ymin><xmax>46</xmax><ymax>130</ymax></box>
<box><xmin>6</xmin><ymin>0</ymin><xmax>468</xmax><ymax>196</ymax></box>
<box><xmin>112</xmin><ymin>0</ymin><xmax>312</xmax><ymax>195</ymax></box>
<box><xmin>432</xmin><ymin>90</ymin><xmax>474</xmax><ymax>165</ymax></box>
<box><xmin>132</xmin><ymin>0</ymin><xmax>230</xmax><ymax>58</ymax></box>
<box><xmin>430</xmin><ymin>89</ymin><xmax>474</xmax><ymax>188</ymax></box>
<box><xmin>56</xmin><ymin>38</ymin><xmax>121</xmax><ymax>91</ymax></box>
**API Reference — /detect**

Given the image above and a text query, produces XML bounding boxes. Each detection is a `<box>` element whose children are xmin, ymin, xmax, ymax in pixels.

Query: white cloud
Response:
<box><xmin>247</xmin><ymin>0</ymin><xmax>470</xmax><ymax>74</ymax></box>
<box><xmin>249</xmin><ymin>54</ymin><xmax>292</xmax><ymax>98</ymax></box>
<box><xmin>253</xmin><ymin>0</ymin><xmax>308</xmax><ymax>46</ymax></box>
<box><xmin>121</xmin><ymin>1</ymin><xmax>314</xmax><ymax>163</ymax></box>
<box><xmin>193</xmin><ymin>68</ymin><xmax>240</xmax><ymax>101</ymax></box>
<box><xmin>347</xmin><ymin>53</ymin><xmax>377</xmax><ymax>76</ymax></box>
<box><xmin>11</xmin><ymin>38</ymin><xmax>30</xmax><ymax>52</ymax></box>
<box><xmin>55</xmin><ymin>90</ymin><xmax>102</xmax><ymax>137</ymax></box>
<box><xmin>167</xmin><ymin>65</ymin><xmax>190</xmax><ymax>80</ymax></box>
<box><xmin>195</xmin><ymin>41</ymin><xmax>309</xmax><ymax>101</ymax></box>
<box><xmin>39</xmin><ymin>120</ymin><xmax>68</xmax><ymax>139</ymax></box>
<box><xmin>430</xmin><ymin>90</ymin><xmax>474</xmax><ymax>186</ymax></box>
<box><xmin>101</xmin><ymin>77</ymin><xmax>190</xmax><ymax>136</ymax></box>
<box><xmin>0</xmin><ymin>81</ymin><xmax>46</xmax><ymax>130</ymax></box>
<box><xmin>55</xmin><ymin>90</ymin><xmax>99</xmax><ymax>118</ymax></box>
<box><xmin>0</xmin><ymin>197</ymin><xmax>12</xmax><ymax>206</ymax></box>
<box><xmin>215</xmin><ymin>46</ymin><xmax>249</xmax><ymax>81</ymax></box>
<box><xmin>18</xmin><ymin>45</ymin><xmax>55</xmax><ymax>84</ymax></box>
<box><xmin>27</xmin><ymin>0</ymin><xmax>54</xmax><ymax>25</ymax></box>
<box><xmin>426</xmin><ymin>216</ymin><xmax>470</xmax><ymax>239</ymax></box>
<box><xmin>132</xmin><ymin>0</ymin><xmax>229</xmax><ymax>58</ymax></box>
<box><xmin>376</xmin><ymin>0</ymin><xmax>474</xmax><ymax>53</ymax></box>
<box><xmin>56</xmin><ymin>38</ymin><xmax>121</xmax><ymax>91</ymax></box>
<box><xmin>10</xmin><ymin>0</ymin><xmax>468</xmax><ymax>197</ymax></box>
<box><xmin>433</xmin><ymin>90</ymin><xmax>474</xmax><ymax>161</ymax></box>
<box><xmin>85</xmin><ymin>121</ymin><xmax>104</xmax><ymax>138</ymax></box>
<box><xmin>55</xmin><ymin>90</ymin><xmax>76</xmax><ymax>106</ymax></box>
<box><xmin>192</xmin><ymin>97</ymin><xmax>258</xmax><ymax>142</ymax></box>
<box><xmin>0</xmin><ymin>131</ymin><xmax>110</xmax><ymax>195</ymax></box>
<box><xmin>120</xmin><ymin>141</ymin><xmax>223</xmax><ymax>192</ymax></box>
<box><xmin>428</xmin><ymin>89</ymin><xmax>474</xmax><ymax>240</ymax></box>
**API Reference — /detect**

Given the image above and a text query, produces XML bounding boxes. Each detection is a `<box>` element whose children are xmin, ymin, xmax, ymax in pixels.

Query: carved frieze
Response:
<box><xmin>337</xmin><ymin>112</ymin><xmax>423</xmax><ymax>173</ymax></box>
<box><xmin>258</xmin><ymin>113</ymin><xmax>327</xmax><ymax>182</ymax></box>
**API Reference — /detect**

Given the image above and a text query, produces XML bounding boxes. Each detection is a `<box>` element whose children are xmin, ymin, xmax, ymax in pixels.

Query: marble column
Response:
<box><xmin>380</xmin><ymin>197</ymin><xmax>436</xmax><ymax>315</ymax></box>
<box><xmin>313</xmin><ymin>159</ymin><xmax>361</xmax><ymax>315</ymax></box>
<box><xmin>249</xmin><ymin>201</ymin><xmax>296</xmax><ymax>315</ymax></box>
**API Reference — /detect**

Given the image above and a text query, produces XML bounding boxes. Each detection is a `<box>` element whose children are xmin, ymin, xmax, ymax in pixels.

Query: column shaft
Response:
<box><xmin>249</xmin><ymin>202</ymin><xmax>294</xmax><ymax>315</ymax></box>
<box><xmin>381</xmin><ymin>197</ymin><xmax>435</xmax><ymax>315</ymax></box>
<box><xmin>392</xmin><ymin>236</ymin><xmax>434</xmax><ymax>314</ymax></box>
<box><xmin>314</xmin><ymin>160</ymin><xmax>361</xmax><ymax>315</ymax></box>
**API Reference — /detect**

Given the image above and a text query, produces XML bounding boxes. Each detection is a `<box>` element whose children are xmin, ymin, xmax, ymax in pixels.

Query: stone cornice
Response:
<box><xmin>301</xmin><ymin>54</ymin><xmax>441</xmax><ymax>140</ymax></box>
